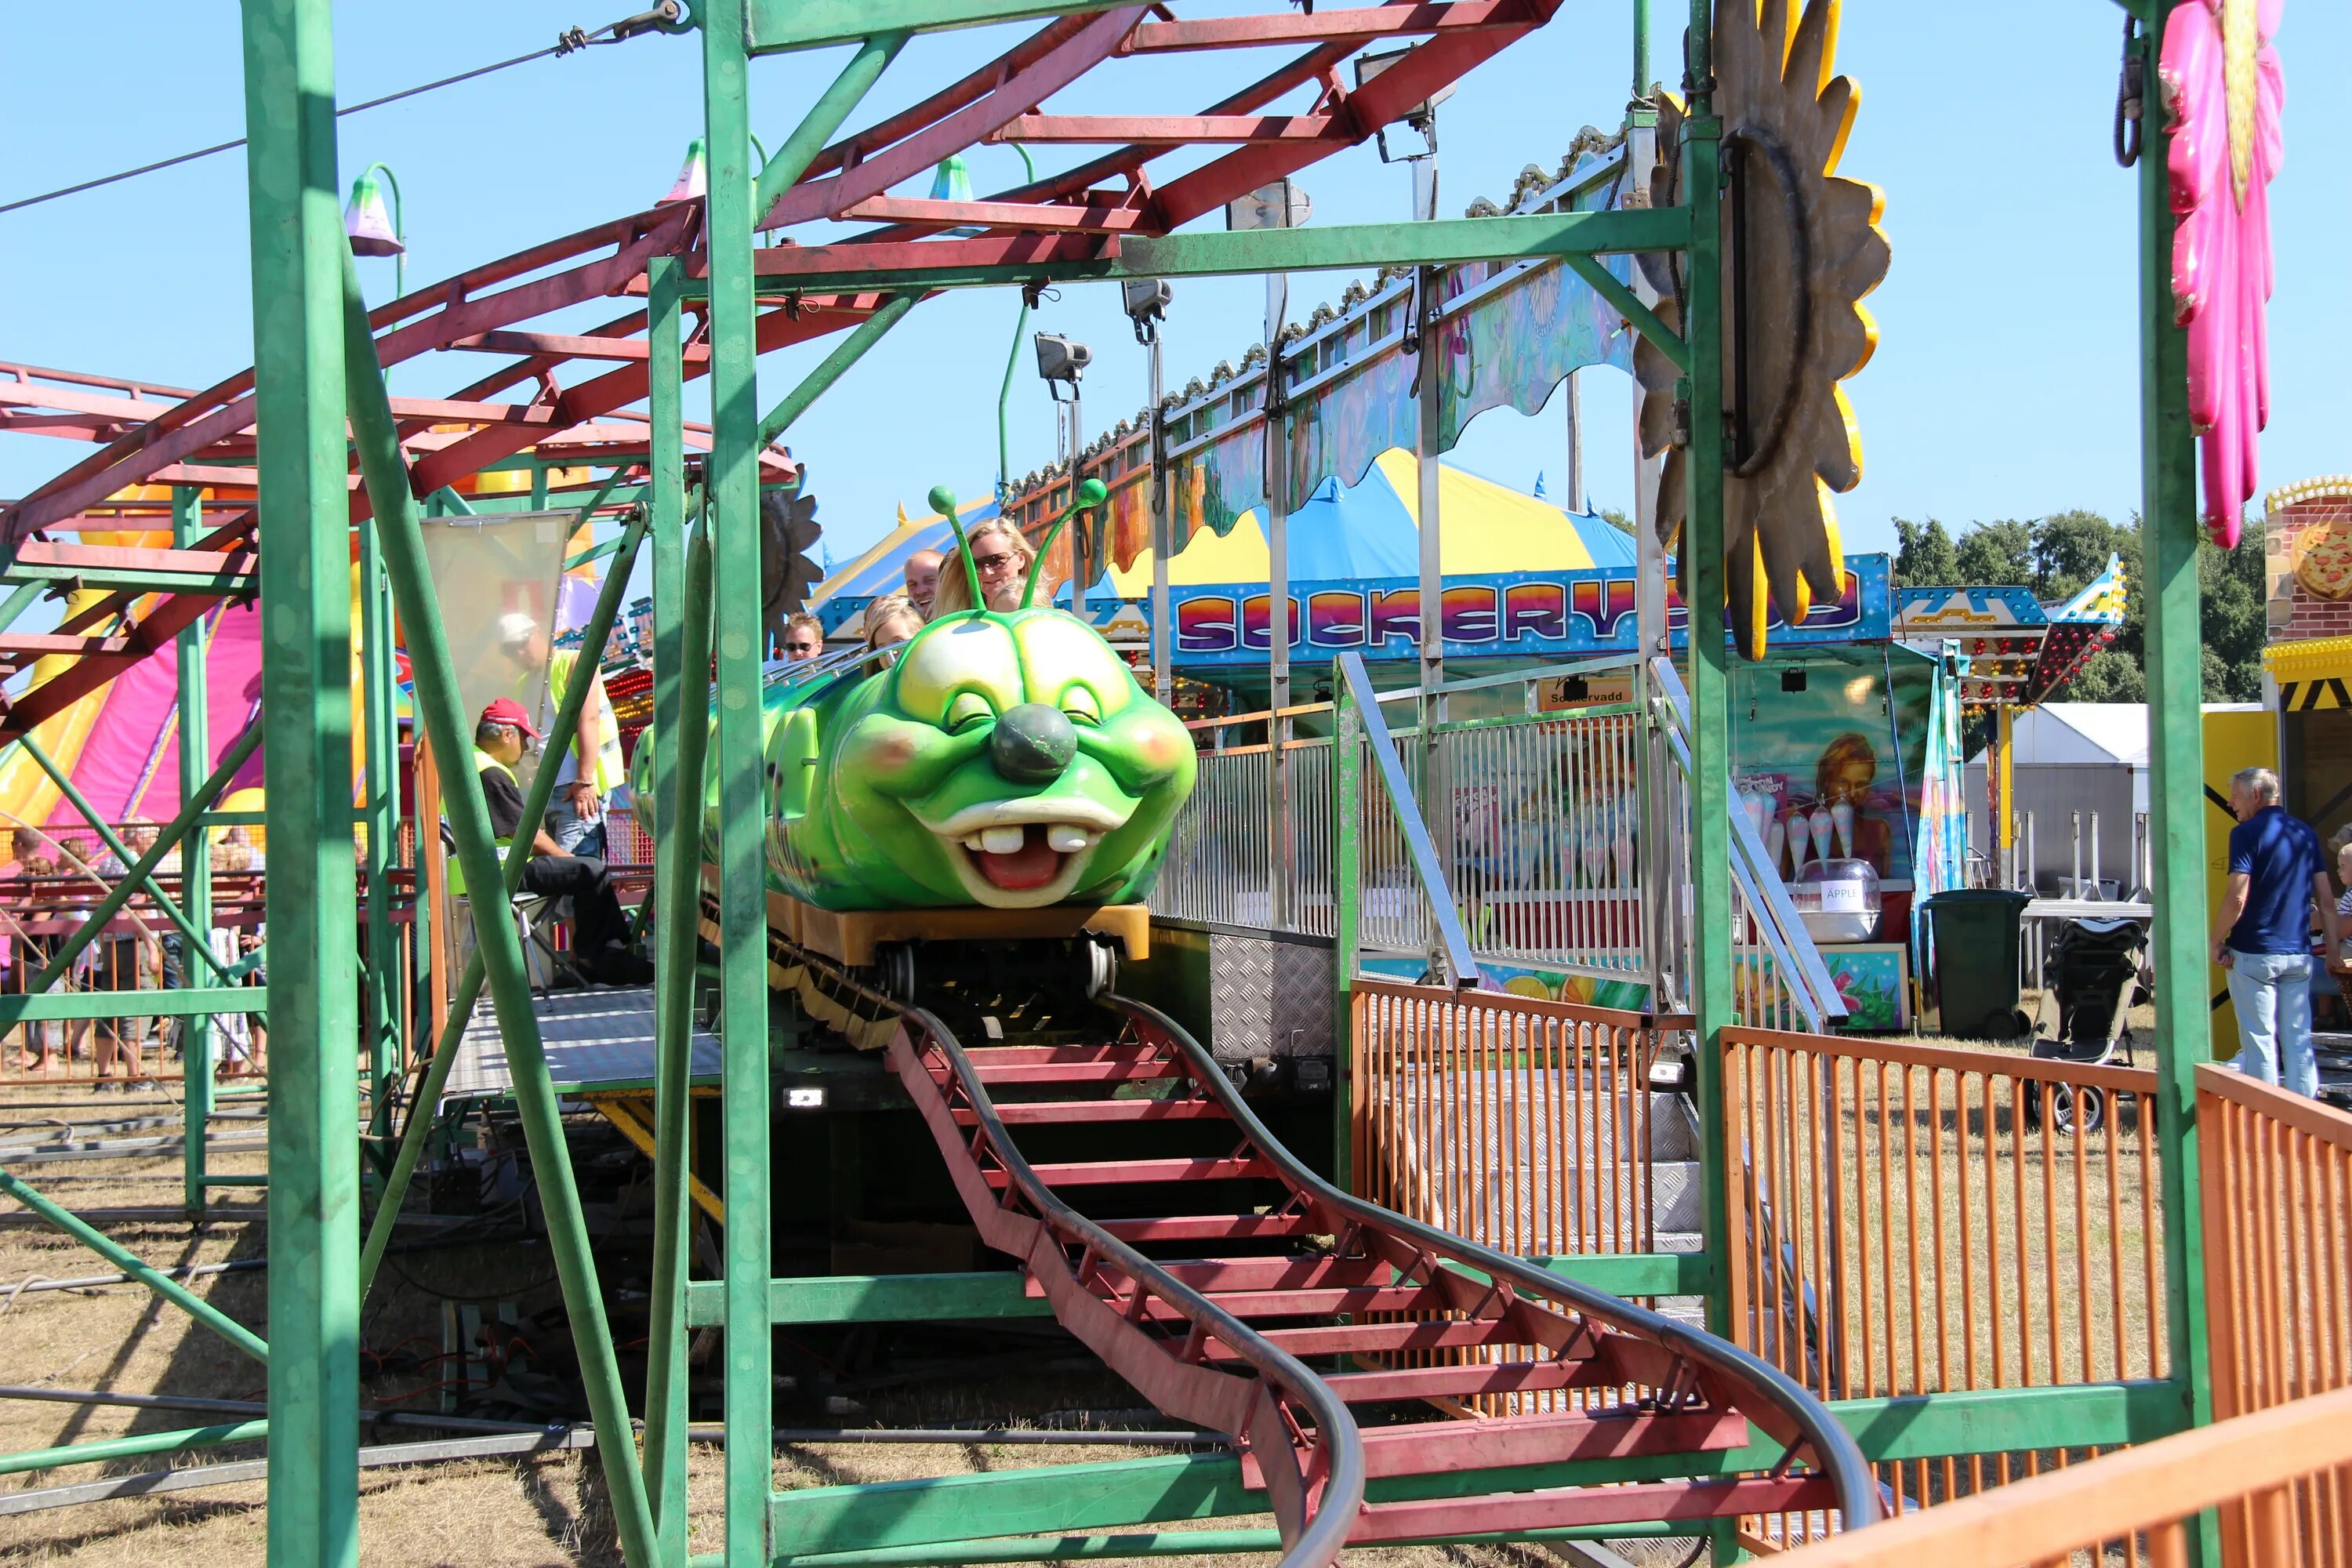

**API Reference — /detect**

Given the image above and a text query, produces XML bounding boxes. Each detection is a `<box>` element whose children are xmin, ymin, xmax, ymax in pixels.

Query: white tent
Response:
<box><xmin>1965</xmin><ymin>704</ymin><xmax>2148</xmax><ymax>895</ymax></box>
<box><xmin>1964</xmin><ymin>703</ymin><xmax>2147</xmax><ymax>770</ymax></box>
<box><xmin>1963</xmin><ymin>702</ymin><xmax>2262</xmax><ymax>895</ymax></box>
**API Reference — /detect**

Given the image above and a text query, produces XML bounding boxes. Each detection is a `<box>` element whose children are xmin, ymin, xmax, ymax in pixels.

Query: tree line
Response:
<box><xmin>1890</xmin><ymin>510</ymin><xmax>2266</xmax><ymax>706</ymax></box>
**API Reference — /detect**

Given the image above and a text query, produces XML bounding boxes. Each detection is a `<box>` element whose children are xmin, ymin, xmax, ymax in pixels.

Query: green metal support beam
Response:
<box><xmin>350</xmin><ymin>501</ymin><xmax>652</xmax><ymax>1297</ymax></box>
<box><xmin>642</xmin><ymin>249</ymin><xmax>699</xmax><ymax>1565</ymax></box>
<box><xmin>752</xmin><ymin>30</ymin><xmax>911</xmax><ymax>212</ymax></box>
<box><xmin>767</xmin><ymin>1523</ymin><xmax>1691</xmax><ymax>1567</ymax></box>
<box><xmin>746</xmin><ymin>0</ymin><xmax>1117</xmax><ymax>53</ymax></box>
<box><xmin>710</xmin><ymin>207</ymin><xmax>1692</xmax><ymax>298</ymax></box>
<box><xmin>0</xmin><ymin>1418</ymin><xmax>270</xmax><ymax>1477</ymax></box>
<box><xmin>340</xmin><ymin>252</ymin><xmax>661</xmax><ymax>1568</ymax></box>
<box><xmin>240</xmin><ymin>6</ymin><xmax>363</xmax><ymax>1560</ymax></box>
<box><xmin>1563</xmin><ymin>252</ymin><xmax>1689</xmax><ymax>372</ymax></box>
<box><xmin>703</xmin><ymin>5</ymin><xmax>775</xmax><ymax>1562</ymax></box>
<box><xmin>23</xmin><ymin>721</ymin><xmax>260</xmax><ymax>998</ymax></box>
<box><xmin>0</xmin><ymin>989</ymin><xmax>266</xmax><ymax>1024</ymax></box>
<box><xmin>174</xmin><ymin>486</ymin><xmax>216</xmax><ymax>1217</ymax></box>
<box><xmin>766</xmin><ymin>1379</ymin><xmax>2184</xmax><ymax>1560</ymax></box>
<box><xmin>0</xmin><ymin>1168</ymin><xmax>268</xmax><ymax>1362</ymax></box>
<box><xmin>2134</xmin><ymin>4</ymin><xmax>2216</xmax><ymax>1563</ymax></box>
<box><xmin>18</xmin><ymin>737</ymin><xmax>241</xmax><ymax>987</ymax></box>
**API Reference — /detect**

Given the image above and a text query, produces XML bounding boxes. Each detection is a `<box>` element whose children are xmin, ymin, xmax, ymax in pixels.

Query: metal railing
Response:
<box><xmin>1763</xmin><ymin>1384</ymin><xmax>2352</xmax><ymax>1567</ymax></box>
<box><xmin>1650</xmin><ymin>659</ymin><xmax>1846</xmax><ymax>1029</ymax></box>
<box><xmin>2198</xmin><ymin>1064</ymin><xmax>2352</xmax><ymax>1566</ymax></box>
<box><xmin>1722</xmin><ymin>1025</ymin><xmax>2168</xmax><ymax>1551</ymax></box>
<box><xmin>1152</xmin><ymin>654</ymin><xmax>1848</xmax><ymax>1028</ymax></box>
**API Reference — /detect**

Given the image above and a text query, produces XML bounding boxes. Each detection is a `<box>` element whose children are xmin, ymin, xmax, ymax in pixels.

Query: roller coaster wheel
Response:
<box><xmin>877</xmin><ymin>942</ymin><xmax>918</xmax><ymax>1004</ymax></box>
<box><xmin>1084</xmin><ymin>940</ymin><xmax>1117</xmax><ymax>1000</ymax></box>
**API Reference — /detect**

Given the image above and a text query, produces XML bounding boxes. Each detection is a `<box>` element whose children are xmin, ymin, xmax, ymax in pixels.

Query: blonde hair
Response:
<box><xmin>865</xmin><ymin>593</ymin><xmax>924</xmax><ymax>650</ymax></box>
<box><xmin>930</xmin><ymin>521</ymin><xmax>1036</xmax><ymax>616</ymax></box>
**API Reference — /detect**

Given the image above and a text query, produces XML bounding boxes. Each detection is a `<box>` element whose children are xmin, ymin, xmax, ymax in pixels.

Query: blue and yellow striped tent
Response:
<box><xmin>812</xmin><ymin>452</ymin><xmax>1631</xmax><ymax>609</ymax></box>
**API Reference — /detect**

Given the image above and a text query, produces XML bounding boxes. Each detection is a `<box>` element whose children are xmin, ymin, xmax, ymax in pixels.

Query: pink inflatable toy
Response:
<box><xmin>2161</xmin><ymin>0</ymin><xmax>2285</xmax><ymax>548</ymax></box>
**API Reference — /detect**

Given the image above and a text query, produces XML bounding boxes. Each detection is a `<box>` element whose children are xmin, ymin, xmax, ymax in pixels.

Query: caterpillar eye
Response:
<box><xmin>946</xmin><ymin>691</ymin><xmax>995</xmax><ymax>733</ymax></box>
<box><xmin>1060</xmin><ymin>686</ymin><xmax>1102</xmax><ymax>727</ymax></box>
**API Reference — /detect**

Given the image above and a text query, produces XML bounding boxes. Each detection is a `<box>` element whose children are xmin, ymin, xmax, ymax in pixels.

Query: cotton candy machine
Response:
<box><xmin>1787</xmin><ymin>858</ymin><xmax>1881</xmax><ymax>943</ymax></box>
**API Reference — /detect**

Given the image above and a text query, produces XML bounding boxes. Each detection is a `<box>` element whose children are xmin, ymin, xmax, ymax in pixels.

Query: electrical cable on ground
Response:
<box><xmin>0</xmin><ymin>5</ymin><xmax>683</xmax><ymax>217</ymax></box>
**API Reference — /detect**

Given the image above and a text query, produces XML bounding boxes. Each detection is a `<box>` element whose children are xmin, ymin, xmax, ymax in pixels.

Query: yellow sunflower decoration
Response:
<box><xmin>1635</xmin><ymin>0</ymin><xmax>1890</xmax><ymax>658</ymax></box>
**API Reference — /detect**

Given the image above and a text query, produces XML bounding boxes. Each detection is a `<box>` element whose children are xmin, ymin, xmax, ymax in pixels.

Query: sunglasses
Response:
<box><xmin>785</xmin><ymin>641</ymin><xmax>822</xmax><ymax>654</ymax></box>
<box><xmin>974</xmin><ymin>550</ymin><xmax>1020</xmax><ymax>573</ymax></box>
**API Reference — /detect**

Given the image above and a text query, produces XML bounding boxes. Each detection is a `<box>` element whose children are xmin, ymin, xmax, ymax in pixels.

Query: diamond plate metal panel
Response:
<box><xmin>1207</xmin><ymin>931</ymin><xmax>1334</xmax><ymax>1062</ymax></box>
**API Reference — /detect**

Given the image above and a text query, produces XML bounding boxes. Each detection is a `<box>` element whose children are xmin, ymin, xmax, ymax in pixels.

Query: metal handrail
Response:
<box><xmin>1337</xmin><ymin>652</ymin><xmax>1479</xmax><ymax>989</ymax></box>
<box><xmin>1649</xmin><ymin>656</ymin><xmax>1846</xmax><ymax>1027</ymax></box>
<box><xmin>1112</xmin><ymin>992</ymin><xmax>1885</xmax><ymax>1530</ymax></box>
<box><xmin>895</xmin><ymin>1005</ymin><xmax>1367</xmax><ymax>1568</ymax></box>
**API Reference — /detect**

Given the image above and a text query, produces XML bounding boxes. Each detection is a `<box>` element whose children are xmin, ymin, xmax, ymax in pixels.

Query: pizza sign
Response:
<box><xmin>2295</xmin><ymin>517</ymin><xmax>2352</xmax><ymax>602</ymax></box>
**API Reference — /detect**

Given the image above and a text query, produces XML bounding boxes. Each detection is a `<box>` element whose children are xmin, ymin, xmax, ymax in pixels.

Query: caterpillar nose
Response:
<box><xmin>991</xmin><ymin>703</ymin><xmax>1076</xmax><ymax>783</ymax></box>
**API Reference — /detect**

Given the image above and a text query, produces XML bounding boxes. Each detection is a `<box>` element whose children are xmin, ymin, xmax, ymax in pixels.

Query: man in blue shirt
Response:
<box><xmin>2212</xmin><ymin>766</ymin><xmax>2343</xmax><ymax>1098</ymax></box>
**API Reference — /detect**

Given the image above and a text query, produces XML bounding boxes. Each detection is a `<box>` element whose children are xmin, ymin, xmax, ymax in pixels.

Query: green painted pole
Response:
<box><xmin>19</xmin><ymin>740</ymin><xmax>238</xmax><ymax>988</ymax></box>
<box><xmin>353</xmin><ymin>502</ymin><xmax>655</xmax><ymax>1294</ymax></box>
<box><xmin>0</xmin><ymin>580</ymin><xmax>45</xmax><ymax>637</ymax></box>
<box><xmin>0</xmin><ymin>1419</ymin><xmax>270</xmax><ymax>1477</ymax></box>
<box><xmin>174</xmin><ymin>487</ymin><xmax>216</xmax><ymax>1218</ymax></box>
<box><xmin>1676</xmin><ymin>5</ymin><xmax>1739</xmax><ymax>1562</ymax></box>
<box><xmin>27</xmin><ymin>721</ymin><xmax>262</xmax><ymax>996</ymax></box>
<box><xmin>339</xmin><ymin>256</ymin><xmax>661</xmax><ymax>1568</ymax></box>
<box><xmin>751</xmin><ymin>30</ymin><xmax>909</xmax><ymax>220</ymax></box>
<box><xmin>1331</xmin><ymin>679</ymin><xmax>1361</xmax><ymax>1192</ymax></box>
<box><xmin>702</xmin><ymin>7</ymin><xmax>775</xmax><ymax>1562</ymax></box>
<box><xmin>641</xmin><ymin>251</ymin><xmax>699</xmax><ymax>1561</ymax></box>
<box><xmin>2135</xmin><ymin>6</ymin><xmax>2216</xmax><ymax>1563</ymax></box>
<box><xmin>756</xmin><ymin>294</ymin><xmax>917</xmax><ymax>448</ymax></box>
<box><xmin>0</xmin><ymin>1168</ymin><xmax>268</xmax><ymax>1362</ymax></box>
<box><xmin>240</xmin><ymin>6</ymin><xmax>363</xmax><ymax>1563</ymax></box>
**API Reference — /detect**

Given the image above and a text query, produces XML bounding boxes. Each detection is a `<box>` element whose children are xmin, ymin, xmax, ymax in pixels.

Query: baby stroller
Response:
<box><xmin>2021</xmin><ymin>916</ymin><xmax>2150</xmax><ymax>1135</ymax></box>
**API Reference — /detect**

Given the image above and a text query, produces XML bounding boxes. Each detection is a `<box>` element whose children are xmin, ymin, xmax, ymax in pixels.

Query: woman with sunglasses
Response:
<box><xmin>929</xmin><ymin>520</ymin><xmax>1036</xmax><ymax>616</ymax></box>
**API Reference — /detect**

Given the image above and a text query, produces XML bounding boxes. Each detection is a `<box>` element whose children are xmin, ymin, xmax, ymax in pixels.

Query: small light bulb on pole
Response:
<box><xmin>343</xmin><ymin>162</ymin><xmax>406</xmax><ymax>298</ymax></box>
<box><xmin>1123</xmin><ymin>279</ymin><xmax>1174</xmax><ymax>704</ymax></box>
<box><xmin>1034</xmin><ymin>332</ymin><xmax>1094</xmax><ymax>617</ymax></box>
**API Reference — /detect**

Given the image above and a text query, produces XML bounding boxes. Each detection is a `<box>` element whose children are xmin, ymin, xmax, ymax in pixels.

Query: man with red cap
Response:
<box><xmin>460</xmin><ymin>697</ymin><xmax>652</xmax><ymax>986</ymax></box>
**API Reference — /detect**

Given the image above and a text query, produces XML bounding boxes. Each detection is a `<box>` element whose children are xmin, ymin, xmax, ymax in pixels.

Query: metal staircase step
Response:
<box><xmin>953</xmin><ymin>1098</ymin><xmax>1227</xmax><ymax>1125</ymax></box>
<box><xmin>1320</xmin><ymin>1356</ymin><xmax>1597</xmax><ymax>1405</ymax></box>
<box><xmin>983</xmin><ymin>1155</ymin><xmax>1269</xmax><ymax>1189</ymax></box>
<box><xmin>1202</xmin><ymin>1317</ymin><xmax>1519</xmax><ymax>1361</ymax></box>
<box><xmin>1093</xmin><ymin>1212</ymin><xmax>1315</xmax><ymax>1244</ymax></box>
<box><xmin>1241</xmin><ymin>1408</ymin><xmax>1751</xmax><ymax>1486</ymax></box>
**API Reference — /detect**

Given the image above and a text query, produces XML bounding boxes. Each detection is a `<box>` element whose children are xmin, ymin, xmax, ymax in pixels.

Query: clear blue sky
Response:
<box><xmin>4</xmin><ymin>2</ymin><xmax>2347</xmax><ymax>575</ymax></box>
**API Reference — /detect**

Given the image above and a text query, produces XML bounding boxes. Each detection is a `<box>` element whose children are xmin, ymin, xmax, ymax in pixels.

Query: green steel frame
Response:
<box><xmin>0</xmin><ymin>0</ymin><xmax>2218</xmax><ymax>1563</ymax></box>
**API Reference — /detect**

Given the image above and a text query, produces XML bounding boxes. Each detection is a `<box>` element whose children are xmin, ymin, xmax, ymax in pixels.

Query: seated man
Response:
<box><xmin>464</xmin><ymin>698</ymin><xmax>653</xmax><ymax>986</ymax></box>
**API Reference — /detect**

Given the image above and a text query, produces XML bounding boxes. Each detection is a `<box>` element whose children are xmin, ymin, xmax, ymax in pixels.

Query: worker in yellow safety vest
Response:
<box><xmin>495</xmin><ymin>612</ymin><xmax>622</xmax><ymax>855</ymax></box>
<box><xmin>456</xmin><ymin>698</ymin><xmax>652</xmax><ymax>987</ymax></box>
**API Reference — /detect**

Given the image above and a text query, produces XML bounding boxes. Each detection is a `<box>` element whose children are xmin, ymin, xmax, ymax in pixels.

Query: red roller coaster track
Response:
<box><xmin>887</xmin><ymin>994</ymin><xmax>1878</xmax><ymax>1556</ymax></box>
<box><xmin>0</xmin><ymin>0</ymin><xmax>1558</xmax><ymax>744</ymax></box>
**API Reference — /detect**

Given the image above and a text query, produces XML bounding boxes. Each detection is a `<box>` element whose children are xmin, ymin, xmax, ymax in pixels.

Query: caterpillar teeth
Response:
<box><xmin>1046</xmin><ymin>824</ymin><xmax>1092</xmax><ymax>853</ymax></box>
<box><xmin>979</xmin><ymin>826</ymin><xmax>1028</xmax><ymax>855</ymax></box>
<box><xmin>964</xmin><ymin>834</ymin><xmax>989</xmax><ymax>851</ymax></box>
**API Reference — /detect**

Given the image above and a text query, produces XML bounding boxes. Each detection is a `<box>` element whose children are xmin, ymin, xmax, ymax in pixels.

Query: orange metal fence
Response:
<box><xmin>1722</xmin><ymin>1027</ymin><xmax>2168</xmax><ymax>1548</ymax></box>
<box><xmin>2198</xmin><ymin>1062</ymin><xmax>2352</xmax><ymax>1567</ymax></box>
<box><xmin>1351</xmin><ymin>979</ymin><xmax>1686</xmax><ymax>1260</ymax></box>
<box><xmin>1763</xmin><ymin>1382</ymin><xmax>2352</xmax><ymax>1568</ymax></box>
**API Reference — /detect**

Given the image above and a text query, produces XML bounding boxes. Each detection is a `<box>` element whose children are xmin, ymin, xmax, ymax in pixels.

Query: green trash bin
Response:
<box><xmin>1925</xmin><ymin>888</ymin><xmax>2034</xmax><ymax>1041</ymax></box>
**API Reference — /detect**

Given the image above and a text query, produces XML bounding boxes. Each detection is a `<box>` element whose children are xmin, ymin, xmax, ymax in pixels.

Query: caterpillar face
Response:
<box><xmin>821</xmin><ymin>608</ymin><xmax>1195</xmax><ymax>909</ymax></box>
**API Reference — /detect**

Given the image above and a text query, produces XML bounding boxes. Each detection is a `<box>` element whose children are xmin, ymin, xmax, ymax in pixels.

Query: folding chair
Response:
<box><xmin>453</xmin><ymin>894</ymin><xmax>593</xmax><ymax>997</ymax></box>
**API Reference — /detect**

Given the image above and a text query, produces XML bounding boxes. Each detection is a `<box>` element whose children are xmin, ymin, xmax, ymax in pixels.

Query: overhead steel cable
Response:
<box><xmin>0</xmin><ymin>5</ymin><xmax>683</xmax><ymax>217</ymax></box>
